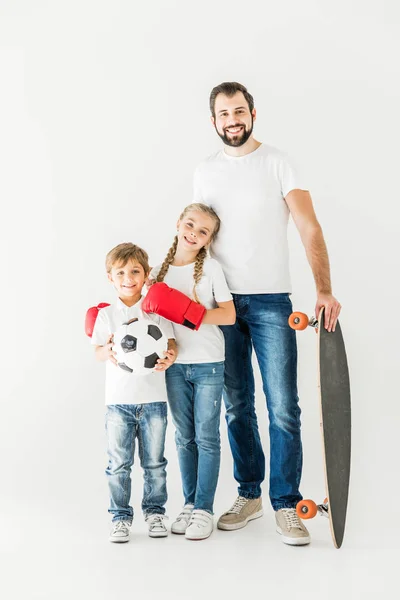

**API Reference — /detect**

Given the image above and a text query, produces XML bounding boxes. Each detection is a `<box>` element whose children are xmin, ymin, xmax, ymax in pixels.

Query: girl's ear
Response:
<box><xmin>176</xmin><ymin>219</ymin><xmax>180</xmax><ymax>231</ymax></box>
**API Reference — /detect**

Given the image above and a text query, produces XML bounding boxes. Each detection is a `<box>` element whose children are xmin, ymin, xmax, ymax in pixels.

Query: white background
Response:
<box><xmin>1</xmin><ymin>1</ymin><xmax>399</xmax><ymax>598</ymax></box>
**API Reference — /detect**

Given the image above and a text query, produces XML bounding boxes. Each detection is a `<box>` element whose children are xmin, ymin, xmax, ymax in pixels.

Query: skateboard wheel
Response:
<box><xmin>296</xmin><ymin>500</ymin><xmax>318</xmax><ymax>519</ymax></box>
<box><xmin>288</xmin><ymin>312</ymin><xmax>309</xmax><ymax>331</ymax></box>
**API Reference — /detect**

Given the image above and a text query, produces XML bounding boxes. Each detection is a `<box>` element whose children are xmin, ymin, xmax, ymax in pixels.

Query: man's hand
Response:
<box><xmin>315</xmin><ymin>293</ymin><xmax>342</xmax><ymax>333</ymax></box>
<box><xmin>95</xmin><ymin>335</ymin><xmax>117</xmax><ymax>365</ymax></box>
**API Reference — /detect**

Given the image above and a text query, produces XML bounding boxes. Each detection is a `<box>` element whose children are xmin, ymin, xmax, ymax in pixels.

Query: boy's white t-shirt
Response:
<box><xmin>150</xmin><ymin>257</ymin><xmax>232</xmax><ymax>364</ymax></box>
<box><xmin>193</xmin><ymin>143</ymin><xmax>308</xmax><ymax>294</ymax></box>
<box><xmin>91</xmin><ymin>297</ymin><xmax>174</xmax><ymax>405</ymax></box>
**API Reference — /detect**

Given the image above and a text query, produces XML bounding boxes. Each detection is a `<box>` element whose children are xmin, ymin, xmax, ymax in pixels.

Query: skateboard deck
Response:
<box><xmin>289</xmin><ymin>307</ymin><xmax>351</xmax><ymax>548</ymax></box>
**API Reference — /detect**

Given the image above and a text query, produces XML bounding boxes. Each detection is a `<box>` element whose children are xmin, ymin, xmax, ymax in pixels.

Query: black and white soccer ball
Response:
<box><xmin>113</xmin><ymin>318</ymin><xmax>168</xmax><ymax>376</ymax></box>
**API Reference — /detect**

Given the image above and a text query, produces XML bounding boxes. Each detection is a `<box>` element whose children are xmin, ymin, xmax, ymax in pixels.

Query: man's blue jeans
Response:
<box><xmin>166</xmin><ymin>362</ymin><xmax>224</xmax><ymax>514</ymax></box>
<box><xmin>105</xmin><ymin>402</ymin><xmax>168</xmax><ymax>522</ymax></box>
<box><xmin>220</xmin><ymin>293</ymin><xmax>303</xmax><ymax>510</ymax></box>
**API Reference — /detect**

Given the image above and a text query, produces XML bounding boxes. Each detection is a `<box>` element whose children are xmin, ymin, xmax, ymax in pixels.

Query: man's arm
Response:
<box><xmin>285</xmin><ymin>189</ymin><xmax>341</xmax><ymax>332</ymax></box>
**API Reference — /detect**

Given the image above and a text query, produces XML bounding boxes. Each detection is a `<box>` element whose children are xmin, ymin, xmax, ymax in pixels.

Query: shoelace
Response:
<box><xmin>281</xmin><ymin>509</ymin><xmax>303</xmax><ymax>530</ymax></box>
<box><xmin>113</xmin><ymin>521</ymin><xmax>129</xmax><ymax>533</ymax></box>
<box><xmin>226</xmin><ymin>496</ymin><xmax>248</xmax><ymax>514</ymax></box>
<box><xmin>146</xmin><ymin>515</ymin><xmax>167</xmax><ymax>529</ymax></box>
<box><xmin>189</xmin><ymin>510</ymin><xmax>212</xmax><ymax>528</ymax></box>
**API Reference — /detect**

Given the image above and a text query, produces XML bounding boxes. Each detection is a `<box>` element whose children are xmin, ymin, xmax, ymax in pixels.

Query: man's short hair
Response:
<box><xmin>209</xmin><ymin>82</ymin><xmax>255</xmax><ymax>118</ymax></box>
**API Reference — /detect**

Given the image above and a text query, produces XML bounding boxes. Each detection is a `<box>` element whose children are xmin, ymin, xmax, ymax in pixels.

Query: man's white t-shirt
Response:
<box><xmin>193</xmin><ymin>143</ymin><xmax>307</xmax><ymax>294</ymax></box>
<box><xmin>91</xmin><ymin>297</ymin><xmax>174</xmax><ymax>405</ymax></box>
<box><xmin>150</xmin><ymin>257</ymin><xmax>232</xmax><ymax>364</ymax></box>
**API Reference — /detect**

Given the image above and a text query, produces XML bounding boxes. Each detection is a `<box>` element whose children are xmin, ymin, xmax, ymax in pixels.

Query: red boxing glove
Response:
<box><xmin>85</xmin><ymin>303</ymin><xmax>110</xmax><ymax>337</ymax></box>
<box><xmin>142</xmin><ymin>283</ymin><xmax>206</xmax><ymax>331</ymax></box>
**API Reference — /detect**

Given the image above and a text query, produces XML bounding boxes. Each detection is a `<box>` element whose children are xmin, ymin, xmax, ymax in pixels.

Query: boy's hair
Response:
<box><xmin>209</xmin><ymin>82</ymin><xmax>255</xmax><ymax>119</ymax></box>
<box><xmin>106</xmin><ymin>242</ymin><xmax>150</xmax><ymax>274</ymax></box>
<box><xmin>156</xmin><ymin>203</ymin><xmax>220</xmax><ymax>303</ymax></box>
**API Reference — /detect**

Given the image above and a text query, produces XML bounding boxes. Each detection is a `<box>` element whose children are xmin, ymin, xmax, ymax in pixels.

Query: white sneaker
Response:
<box><xmin>109</xmin><ymin>520</ymin><xmax>131</xmax><ymax>543</ymax></box>
<box><xmin>171</xmin><ymin>504</ymin><xmax>194</xmax><ymax>534</ymax></box>
<box><xmin>185</xmin><ymin>509</ymin><xmax>213</xmax><ymax>540</ymax></box>
<box><xmin>146</xmin><ymin>514</ymin><xmax>168</xmax><ymax>538</ymax></box>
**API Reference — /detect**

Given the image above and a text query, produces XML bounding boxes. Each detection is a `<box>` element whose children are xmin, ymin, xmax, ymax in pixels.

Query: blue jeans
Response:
<box><xmin>165</xmin><ymin>362</ymin><xmax>224</xmax><ymax>514</ymax></box>
<box><xmin>220</xmin><ymin>293</ymin><xmax>302</xmax><ymax>510</ymax></box>
<box><xmin>105</xmin><ymin>403</ymin><xmax>168</xmax><ymax>522</ymax></box>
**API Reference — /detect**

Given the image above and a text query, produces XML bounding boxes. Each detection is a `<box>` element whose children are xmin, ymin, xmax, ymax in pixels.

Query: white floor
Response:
<box><xmin>2</xmin><ymin>502</ymin><xmax>396</xmax><ymax>600</ymax></box>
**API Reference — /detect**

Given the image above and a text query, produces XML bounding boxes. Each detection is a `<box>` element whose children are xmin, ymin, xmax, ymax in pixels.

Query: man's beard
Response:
<box><xmin>216</xmin><ymin>117</ymin><xmax>254</xmax><ymax>147</ymax></box>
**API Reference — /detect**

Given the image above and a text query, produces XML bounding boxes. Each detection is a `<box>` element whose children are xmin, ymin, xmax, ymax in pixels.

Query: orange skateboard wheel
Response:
<box><xmin>288</xmin><ymin>312</ymin><xmax>309</xmax><ymax>331</ymax></box>
<box><xmin>296</xmin><ymin>499</ymin><xmax>318</xmax><ymax>519</ymax></box>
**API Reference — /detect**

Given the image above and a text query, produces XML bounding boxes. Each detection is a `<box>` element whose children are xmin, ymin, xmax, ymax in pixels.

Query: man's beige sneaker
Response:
<box><xmin>217</xmin><ymin>496</ymin><xmax>263</xmax><ymax>530</ymax></box>
<box><xmin>275</xmin><ymin>508</ymin><xmax>311</xmax><ymax>545</ymax></box>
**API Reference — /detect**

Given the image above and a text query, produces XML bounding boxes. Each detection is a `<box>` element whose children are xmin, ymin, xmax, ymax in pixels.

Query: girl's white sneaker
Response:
<box><xmin>185</xmin><ymin>509</ymin><xmax>213</xmax><ymax>540</ymax></box>
<box><xmin>171</xmin><ymin>504</ymin><xmax>194</xmax><ymax>534</ymax></box>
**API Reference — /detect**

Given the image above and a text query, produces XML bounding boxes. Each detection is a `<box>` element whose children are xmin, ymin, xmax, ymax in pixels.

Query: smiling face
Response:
<box><xmin>212</xmin><ymin>91</ymin><xmax>256</xmax><ymax>147</ymax></box>
<box><xmin>176</xmin><ymin>210</ymin><xmax>216</xmax><ymax>256</ymax></box>
<box><xmin>108</xmin><ymin>259</ymin><xmax>147</xmax><ymax>306</ymax></box>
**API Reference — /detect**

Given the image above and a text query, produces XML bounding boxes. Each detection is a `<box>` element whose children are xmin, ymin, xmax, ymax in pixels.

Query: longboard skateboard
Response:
<box><xmin>288</xmin><ymin>307</ymin><xmax>351</xmax><ymax>548</ymax></box>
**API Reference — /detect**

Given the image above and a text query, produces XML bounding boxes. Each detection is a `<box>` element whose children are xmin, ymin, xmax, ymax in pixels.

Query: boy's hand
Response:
<box><xmin>95</xmin><ymin>335</ymin><xmax>117</xmax><ymax>365</ymax></box>
<box><xmin>154</xmin><ymin>348</ymin><xmax>177</xmax><ymax>372</ymax></box>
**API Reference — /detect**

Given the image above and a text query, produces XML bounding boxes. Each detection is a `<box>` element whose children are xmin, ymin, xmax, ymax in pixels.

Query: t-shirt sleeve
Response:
<box><xmin>211</xmin><ymin>260</ymin><xmax>233</xmax><ymax>303</ymax></box>
<box><xmin>91</xmin><ymin>309</ymin><xmax>111</xmax><ymax>346</ymax></box>
<box><xmin>279</xmin><ymin>155</ymin><xmax>308</xmax><ymax>198</ymax></box>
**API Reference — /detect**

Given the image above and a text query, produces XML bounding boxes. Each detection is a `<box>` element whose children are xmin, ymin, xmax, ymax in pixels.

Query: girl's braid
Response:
<box><xmin>192</xmin><ymin>246</ymin><xmax>207</xmax><ymax>303</ymax></box>
<box><xmin>156</xmin><ymin>236</ymin><xmax>178</xmax><ymax>282</ymax></box>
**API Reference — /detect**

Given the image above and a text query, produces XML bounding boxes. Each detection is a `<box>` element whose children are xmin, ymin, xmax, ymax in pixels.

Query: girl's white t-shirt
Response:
<box><xmin>150</xmin><ymin>257</ymin><xmax>232</xmax><ymax>364</ymax></box>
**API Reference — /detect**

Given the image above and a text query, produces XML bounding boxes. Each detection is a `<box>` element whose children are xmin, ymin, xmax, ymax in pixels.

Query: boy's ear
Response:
<box><xmin>107</xmin><ymin>273</ymin><xmax>113</xmax><ymax>284</ymax></box>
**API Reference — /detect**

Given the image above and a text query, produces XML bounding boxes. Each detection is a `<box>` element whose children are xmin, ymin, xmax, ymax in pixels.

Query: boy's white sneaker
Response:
<box><xmin>171</xmin><ymin>504</ymin><xmax>194</xmax><ymax>534</ymax></box>
<box><xmin>146</xmin><ymin>514</ymin><xmax>168</xmax><ymax>538</ymax></box>
<box><xmin>185</xmin><ymin>509</ymin><xmax>213</xmax><ymax>540</ymax></box>
<box><xmin>109</xmin><ymin>520</ymin><xmax>131</xmax><ymax>543</ymax></box>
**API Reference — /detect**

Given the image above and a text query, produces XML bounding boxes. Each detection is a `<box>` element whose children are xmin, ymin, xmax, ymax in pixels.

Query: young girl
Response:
<box><xmin>147</xmin><ymin>203</ymin><xmax>235</xmax><ymax>540</ymax></box>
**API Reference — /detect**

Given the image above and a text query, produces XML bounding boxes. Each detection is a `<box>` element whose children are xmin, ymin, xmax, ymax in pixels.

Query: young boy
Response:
<box><xmin>88</xmin><ymin>242</ymin><xmax>177</xmax><ymax>543</ymax></box>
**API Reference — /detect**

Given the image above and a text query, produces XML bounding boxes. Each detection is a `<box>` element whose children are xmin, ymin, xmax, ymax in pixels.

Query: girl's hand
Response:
<box><xmin>96</xmin><ymin>335</ymin><xmax>117</xmax><ymax>365</ymax></box>
<box><xmin>154</xmin><ymin>348</ymin><xmax>177</xmax><ymax>372</ymax></box>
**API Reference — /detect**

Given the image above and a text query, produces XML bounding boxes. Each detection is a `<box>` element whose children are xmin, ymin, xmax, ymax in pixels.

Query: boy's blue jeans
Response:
<box><xmin>165</xmin><ymin>362</ymin><xmax>224</xmax><ymax>514</ymax></box>
<box><xmin>105</xmin><ymin>402</ymin><xmax>168</xmax><ymax>522</ymax></box>
<box><xmin>220</xmin><ymin>293</ymin><xmax>303</xmax><ymax>511</ymax></box>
